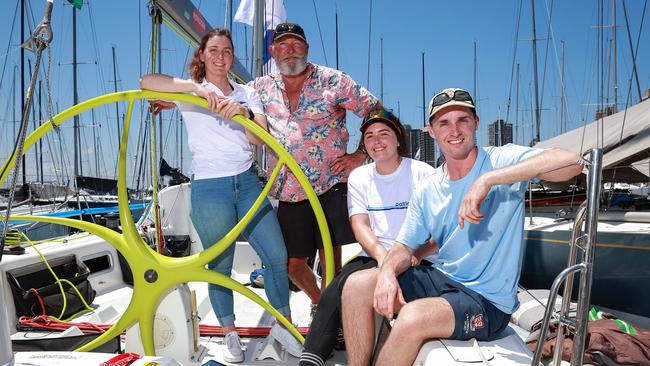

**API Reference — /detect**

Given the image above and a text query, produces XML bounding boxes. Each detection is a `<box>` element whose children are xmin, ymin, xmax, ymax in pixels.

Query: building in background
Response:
<box><xmin>417</xmin><ymin>129</ymin><xmax>438</xmax><ymax>167</ymax></box>
<box><xmin>488</xmin><ymin>119</ymin><xmax>513</xmax><ymax>146</ymax></box>
<box><xmin>403</xmin><ymin>124</ymin><xmax>420</xmax><ymax>159</ymax></box>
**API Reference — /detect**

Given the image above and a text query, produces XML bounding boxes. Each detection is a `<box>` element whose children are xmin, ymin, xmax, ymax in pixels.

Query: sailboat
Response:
<box><xmin>520</xmin><ymin>0</ymin><xmax>650</xmax><ymax>328</ymax></box>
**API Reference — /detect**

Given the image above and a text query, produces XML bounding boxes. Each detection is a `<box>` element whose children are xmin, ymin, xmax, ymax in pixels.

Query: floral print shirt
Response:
<box><xmin>251</xmin><ymin>63</ymin><xmax>378</xmax><ymax>202</ymax></box>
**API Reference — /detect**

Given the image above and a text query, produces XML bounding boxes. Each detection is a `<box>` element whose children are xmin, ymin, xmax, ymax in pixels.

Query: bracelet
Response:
<box><xmin>247</xmin><ymin>108</ymin><xmax>254</xmax><ymax>119</ymax></box>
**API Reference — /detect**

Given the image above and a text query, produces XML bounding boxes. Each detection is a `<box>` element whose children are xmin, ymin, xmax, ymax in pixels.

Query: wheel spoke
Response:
<box><xmin>1</xmin><ymin>90</ymin><xmax>330</xmax><ymax>355</ymax></box>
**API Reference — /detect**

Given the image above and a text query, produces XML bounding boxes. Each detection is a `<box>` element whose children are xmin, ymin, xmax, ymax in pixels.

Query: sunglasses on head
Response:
<box><xmin>429</xmin><ymin>90</ymin><xmax>474</xmax><ymax>115</ymax></box>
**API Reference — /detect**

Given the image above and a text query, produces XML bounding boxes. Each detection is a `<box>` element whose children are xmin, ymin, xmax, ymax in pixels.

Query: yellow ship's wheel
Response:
<box><xmin>0</xmin><ymin>90</ymin><xmax>334</xmax><ymax>354</ymax></box>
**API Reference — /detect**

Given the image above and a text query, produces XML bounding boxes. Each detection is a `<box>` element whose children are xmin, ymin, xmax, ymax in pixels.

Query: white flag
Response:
<box><xmin>234</xmin><ymin>0</ymin><xmax>287</xmax><ymax>30</ymax></box>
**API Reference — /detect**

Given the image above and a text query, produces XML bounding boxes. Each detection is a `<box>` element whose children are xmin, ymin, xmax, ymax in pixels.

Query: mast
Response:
<box><xmin>612</xmin><ymin>0</ymin><xmax>617</xmax><ymax>112</ymax></box>
<box><xmin>72</xmin><ymin>4</ymin><xmax>82</xmax><ymax>179</ymax></box>
<box><xmin>473</xmin><ymin>41</ymin><xmax>477</xmax><ymax>100</ymax></box>
<box><xmin>112</xmin><ymin>46</ymin><xmax>121</xmax><ymax>151</ymax></box>
<box><xmin>225</xmin><ymin>0</ymin><xmax>233</xmax><ymax>30</ymax></box>
<box><xmin>12</xmin><ymin>66</ymin><xmax>17</xmax><ymax>145</ymax></box>
<box><xmin>421</xmin><ymin>52</ymin><xmax>425</xmax><ymax>125</ymax></box>
<box><xmin>556</xmin><ymin>41</ymin><xmax>560</xmax><ymax>133</ymax></box>
<box><xmin>38</xmin><ymin>80</ymin><xmax>43</xmax><ymax>183</ymax></box>
<box><xmin>335</xmin><ymin>10</ymin><xmax>339</xmax><ymax>69</ymax></box>
<box><xmin>21</xmin><ymin>0</ymin><xmax>27</xmax><ymax>185</ymax></box>
<box><xmin>516</xmin><ymin>63</ymin><xmax>520</xmax><ymax>143</ymax></box>
<box><xmin>29</xmin><ymin>60</ymin><xmax>38</xmax><ymax>183</ymax></box>
<box><xmin>531</xmin><ymin>0</ymin><xmax>542</xmax><ymax>144</ymax></box>
<box><xmin>157</xmin><ymin>25</ymin><xmax>163</xmax><ymax>165</ymax></box>
<box><xmin>253</xmin><ymin>0</ymin><xmax>264</xmax><ymax>78</ymax></box>
<box><xmin>380</xmin><ymin>37</ymin><xmax>384</xmax><ymax>102</ymax></box>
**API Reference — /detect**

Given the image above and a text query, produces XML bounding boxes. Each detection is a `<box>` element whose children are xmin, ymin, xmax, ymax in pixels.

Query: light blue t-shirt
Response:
<box><xmin>397</xmin><ymin>144</ymin><xmax>540</xmax><ymax>314</ymax></box>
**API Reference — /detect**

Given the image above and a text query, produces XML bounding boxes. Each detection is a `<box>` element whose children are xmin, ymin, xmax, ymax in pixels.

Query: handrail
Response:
<box><xmin>531</xmin><ymin>148</ymin><xmax>602</xmax><ymax>366</ymax></box>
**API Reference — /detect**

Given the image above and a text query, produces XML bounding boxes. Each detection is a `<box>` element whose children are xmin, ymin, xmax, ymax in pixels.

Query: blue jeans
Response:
<box><xmin>190</xmin><ymin>167</ymin><xmax>290</xmax><ymax>327</ymax></box>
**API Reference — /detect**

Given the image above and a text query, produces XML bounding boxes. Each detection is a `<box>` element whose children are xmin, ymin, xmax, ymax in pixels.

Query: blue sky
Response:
<box><xmin>1</xmin><ymin>0</ymin><xmax>649</xmax><ymax>183</ymax></box>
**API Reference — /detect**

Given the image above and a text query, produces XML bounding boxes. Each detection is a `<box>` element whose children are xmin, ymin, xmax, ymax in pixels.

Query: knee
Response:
<box><xmin>341</xmin><ymin>270</ymin><xmax>373</xmax><ymax>304</ymax></box>
<box><xmin>263</xmin><ymin>250</ymin><xmax>288</xmax><ymax>270</ymax></box>
<box><xmin>286</xmin><ymin>257</ymin><xmax>305</xmax><ymax>276</ymax></box>
<box><xmin>391</xmin><ymin>304</ymin><xmax>424</xmax><ymax>338</ymax></box>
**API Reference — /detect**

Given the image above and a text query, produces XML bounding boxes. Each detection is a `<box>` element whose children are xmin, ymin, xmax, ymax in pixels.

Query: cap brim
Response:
<box><xmin>429</xmin><ymin>101</ymin><xmax>475</xmax><ymax>120</ymax></box>
<box><xmin>360</xmin><ymin>118</ymin><xmax>402</xmax><ymax>136</ymax></box>
<box><xmin>273</xmin><ymin>33</ymin><xmax>307</xmax><ymax>43</ymax></box>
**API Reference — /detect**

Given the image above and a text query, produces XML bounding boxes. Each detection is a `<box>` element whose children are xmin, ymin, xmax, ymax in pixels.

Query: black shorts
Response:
<box><xmin>398</xmin><ymin>266</ymin><xmax>511</xmax><ymax>340</ymax></box>
<box><xmin>277</xmin><ymin>183</ymin><xmax>355</xmax><ymax>258</ymax></box>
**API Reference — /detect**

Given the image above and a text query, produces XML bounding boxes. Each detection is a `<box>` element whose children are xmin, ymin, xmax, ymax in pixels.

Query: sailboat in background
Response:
<box><xmin>520</xmin><ymin>0</ymin><xmax>650</xmax><ymax>327</ymax></box>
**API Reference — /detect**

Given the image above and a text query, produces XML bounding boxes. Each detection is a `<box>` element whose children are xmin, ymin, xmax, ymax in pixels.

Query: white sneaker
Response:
<box><xmin>270</xmin><ymin>323</ymin><xmax>303</xmax><ymax>357</ymax></box>
<box><xmin>223</xmin><ymin>331</ymin><xmax>244</xmax><ymax>363</ymax></box>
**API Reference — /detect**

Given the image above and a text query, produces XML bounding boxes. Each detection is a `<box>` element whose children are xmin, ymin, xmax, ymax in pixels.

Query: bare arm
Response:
<box><xmin>141</xmin><ymin>74</ymin><xmax>265</xmax><ymax>144</ymax></box>
<box><xmin>350</xmin><ymin>214</ymin><xmax>389</xmax><ymax>265</ymax></box>
<box><xmin>373</xmin><ymin>242</ymin><xmax>414</xmax><ymax>320</ymax></box>
<box><xmin>412</xmin><ymin>239</ymin><xmax>438</xmax><ymax>265</ymax></box>
<box><xmin>242</xmin><ymin>112</ymin><xmax>268</xmax><ymax>146</ymax></box>
<box><xmin>140</xmin><ymin>73</ymin><xmax>201</xmax><ymax>94</ymax></box>
<box><xmin>458</xmin><ymin>148</ymin><xmax>583</xmax><ymax>228</ymax></box>
<box><xmin>330</xmin><ymin>101</ymin><xmax>383</xmax><ymax>178</ymax></box>
<box><xmin>140</xmin><ymin>73</ymin><xmax>220</xmax><ymax>111</ymax></box>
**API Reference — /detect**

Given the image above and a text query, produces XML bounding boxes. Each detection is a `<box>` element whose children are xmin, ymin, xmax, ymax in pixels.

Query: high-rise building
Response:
<box><xmin>488</xmin><ymin>119</ymin><xmax>513</xmax><ymax>146</ymax></box>
<box><xmin>417</xmin><ymin>128</ymin><xmax>437</xmax><ymax>167</ymax></box>
<box><xmin>403</xmin><ymin>124</ymin><xmax>420</xmax><ymax>159</ymax></box>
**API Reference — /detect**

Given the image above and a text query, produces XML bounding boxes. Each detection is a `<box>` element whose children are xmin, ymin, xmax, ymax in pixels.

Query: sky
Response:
<box><xmin>1</xmin><ymin>0</ymin><xmax>649</xmax><ymax>186</ymax></box>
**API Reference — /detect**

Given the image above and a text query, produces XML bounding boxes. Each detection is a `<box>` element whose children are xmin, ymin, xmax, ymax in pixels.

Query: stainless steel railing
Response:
<box><xmin>531</xmin><ymin>148</ymin><xmax>602</xmax><ymax>366</ymax></box>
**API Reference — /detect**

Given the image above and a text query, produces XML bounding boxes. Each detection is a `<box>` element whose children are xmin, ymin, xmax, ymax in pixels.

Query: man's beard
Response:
<box><xmin>277</xmin><ymin>57</ymin><xmax>308</xmax><ymax>76</ymax></box>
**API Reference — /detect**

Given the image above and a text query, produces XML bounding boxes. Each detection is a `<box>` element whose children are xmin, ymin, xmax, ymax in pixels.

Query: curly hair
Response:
<box><xmin>189</xmin><ymin>28</ymin><xmax>234</xmax><ymax>83</ymax></box>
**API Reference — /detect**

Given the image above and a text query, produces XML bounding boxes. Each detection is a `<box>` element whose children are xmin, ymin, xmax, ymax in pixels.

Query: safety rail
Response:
<box><xmin>531</xmin><ymin>148</ymin><xmax>602</xmax><ymax>366</ymax></box>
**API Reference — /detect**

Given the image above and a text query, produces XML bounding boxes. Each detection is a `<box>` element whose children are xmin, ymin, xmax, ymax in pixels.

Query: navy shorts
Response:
<box><xmin>398</xmin><ymin>266</ymin><xmax>511</xmax><ymax>340</ymax></box>
<box><xmin>277</xmin><ymin>183</ymin><xmax>355</xmax><ymax>258</ymax></box>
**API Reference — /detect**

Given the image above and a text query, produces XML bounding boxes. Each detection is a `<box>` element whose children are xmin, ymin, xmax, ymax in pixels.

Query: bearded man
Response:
<box><xmin>250</xmin><ymin>23</ymin><xmax>381</xmax><ymax>311</ymax></box>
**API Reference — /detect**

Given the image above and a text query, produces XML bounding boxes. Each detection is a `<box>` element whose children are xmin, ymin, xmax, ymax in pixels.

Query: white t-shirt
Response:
<box><xmin>176</xmin><ymin>79</ymin><xmax>264</xmax><ymax>179</ymax></box>
<box><xmin>347</xmin><ymin>158</ymin><xmax>436</xmax><ymax>262</ymax></box>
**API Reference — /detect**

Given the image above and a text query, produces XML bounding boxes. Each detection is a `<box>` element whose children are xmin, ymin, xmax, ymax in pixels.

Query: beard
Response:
<box><xmin>277</xmin><ymin>57</ymin><xmax>308</xmax><ymax>76</ymax></box>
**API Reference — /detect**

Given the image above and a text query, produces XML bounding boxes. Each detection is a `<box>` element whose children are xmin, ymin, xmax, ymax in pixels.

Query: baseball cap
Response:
<box><xmin>272</xmin><ymin>23</ymin><xmax>307</xmax><ymax>43</ymax></box>
<box><xmin>428</xmin><ymin>88</ymin><xmax>475</xmax><ymax>120</ymax></box>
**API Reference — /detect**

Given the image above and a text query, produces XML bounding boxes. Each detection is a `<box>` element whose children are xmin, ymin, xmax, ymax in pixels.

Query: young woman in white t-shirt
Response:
<box><xmin>299</xmin><ymin>109</ymin><xmax>438</xmax><ymax>366</ymax></box>
<box><xmin>140</xmin><ymin>28</ymin><xmax>300</xmax><ymax>363</ymax></box>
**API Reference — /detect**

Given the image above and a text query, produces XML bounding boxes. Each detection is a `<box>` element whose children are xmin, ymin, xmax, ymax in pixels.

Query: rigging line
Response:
<box><xmin>538</xmin><ymin>0</ymin><xmax>555</xmax><ymax>135</ymax></box>
<box><xmin>87</xmin><ymin>3</ymin><xmax>108</xmax><ymax>95</ymax></box>
<box><xmin>311</xmin><ymin>0</ymin><xmax>329</xmax><ymax>67</ymax></box>
<box><xmin>0</xmin><ymin>1</ymin><xmax>20</xmax><ymax>98</ymax></box>
<box><xmin>612</xmin><ymin>0</ymin><xmax>647</xmax><ymax>177</ymax></box>
<box><xmin>87</xmin><ymin>2</ymin><xmax>117</xmax><ymax>179</ymax></box>
<box><xmin>504</xmin><ymin>0</ymin><xmax>524</xmax><ymax>125</ymax></box>
<box><xmin>621</xmin><ymin>0</ymin><xmax>646</xmax><ymax>102</ymax></box>
<box><xmin>366</xmin><ymin>0</ymin><xmax>373</xmax><ymax>88</ymax></box>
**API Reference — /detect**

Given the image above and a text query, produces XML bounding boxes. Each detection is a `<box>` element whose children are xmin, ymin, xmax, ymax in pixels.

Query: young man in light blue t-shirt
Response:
<box><xmin>340</xmin><ymin>88</ymin><xmax>584</xmax><ymax>366</ymax></box>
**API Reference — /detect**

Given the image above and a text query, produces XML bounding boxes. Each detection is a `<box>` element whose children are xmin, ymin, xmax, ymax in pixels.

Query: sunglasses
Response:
<box><xmin>361</xmin><ymin>109</ymin><xmax>402</xmax><ymax>136</ymax></box>
<box><xmin>429</xmin><ymin>89</ymin><xmax>474</xmax><ymax>115</ymax></box>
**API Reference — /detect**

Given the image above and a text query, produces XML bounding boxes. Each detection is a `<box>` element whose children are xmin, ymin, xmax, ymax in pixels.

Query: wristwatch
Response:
<box><xmin>246</xmin><ymin>108</ymin><xmax>255</xmax><ymax>119</ymax></box>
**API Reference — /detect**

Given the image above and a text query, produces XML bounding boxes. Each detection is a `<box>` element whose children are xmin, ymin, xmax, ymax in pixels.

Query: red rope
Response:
<box><xmin>17</xmin><ymin>315</ymin><xmax>309</xmax><ymax>336</ymax></box>
<box><xmin>99</xmin><ymin>352</ymin><xmax>141</xmax><ymax>366</ymax></box>
<box><xmin>28</xmin><ymin>288</ymin><xmax>46</xmax><ymax>316</ymax></box>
